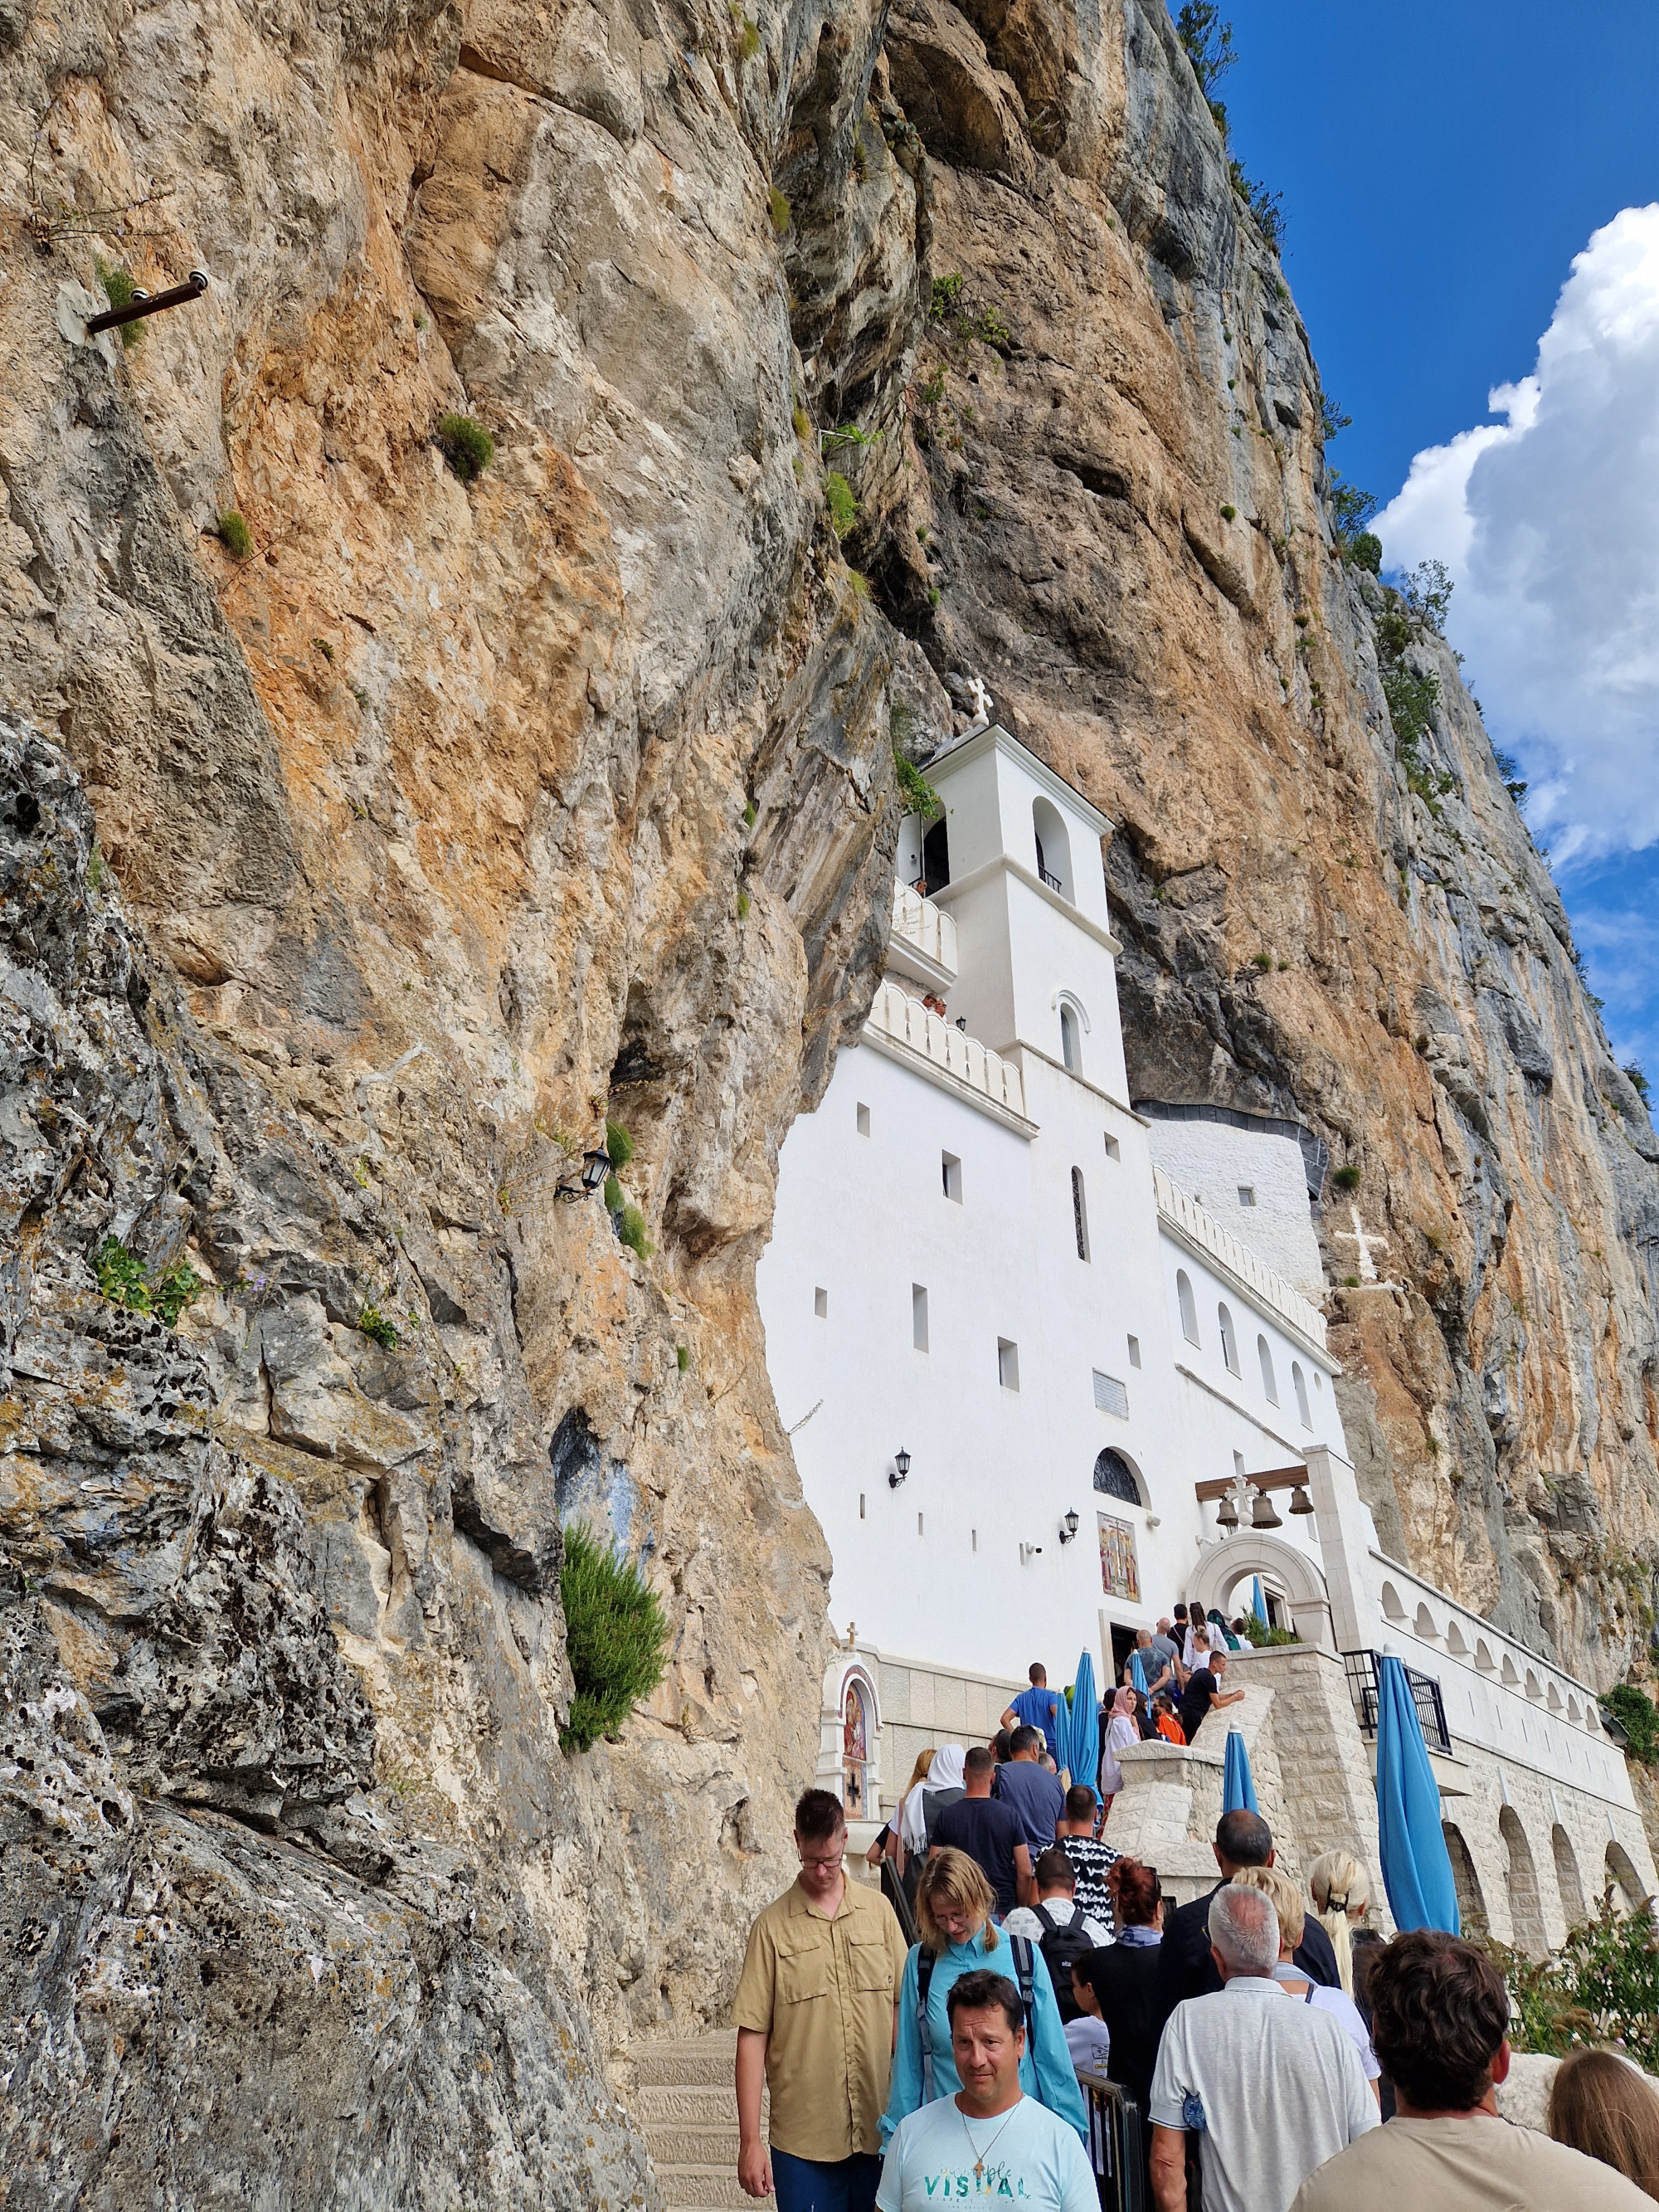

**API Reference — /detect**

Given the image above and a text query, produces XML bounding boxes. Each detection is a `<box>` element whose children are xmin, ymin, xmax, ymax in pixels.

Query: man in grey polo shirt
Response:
<box><xmin>1148</xmin><ymin>1884</ymin><xmax>1375</xmax><ymax>2212</ymax></box>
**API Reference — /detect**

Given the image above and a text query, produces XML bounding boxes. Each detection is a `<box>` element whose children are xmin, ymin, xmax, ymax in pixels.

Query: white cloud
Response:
<box><xmin>1378</xmin><ymin>205</ymin><xmax>1659</xmax><ymax>863</ymax></box>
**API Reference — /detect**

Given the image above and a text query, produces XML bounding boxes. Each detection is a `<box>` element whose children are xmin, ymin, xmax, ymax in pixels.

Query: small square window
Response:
<box><xmin>1104</xmin><ymin>1134</ymin><xmax>1121</xmax><ymax>1162</ymax></box>
<box><xmin>1238</xmin><ymin>1185</ymin><xmax>1256</xmax><ymax>1207</ymax></box>
<box><xmin>814</xmin><ymin>1286</ymin><xmax>828</xmax><ymax>1318</ymax></box>
<box><xmin>1127</xmin><ymin>1334</ymin><xmax>1142</xmax><ymax>1369</ymax></box>
<box><xmin>941</xmin><ymin>1151</ymin><xmax>963</xmax><ymax>1202</ymax></box>
<box><xmin>912</xmin><ymin>1284</ymin><xmax>930</xmax><ymax>1352</ymax></box>
<box><xmin>856</xmin><ymin>1102</ymin><xmax>871</xmax><ymax>1137</ymax></box>
<box><xmin>998</xmin><ymin>1337</ymin><xmax>1020</xmax><ymax>1391</ymax></box>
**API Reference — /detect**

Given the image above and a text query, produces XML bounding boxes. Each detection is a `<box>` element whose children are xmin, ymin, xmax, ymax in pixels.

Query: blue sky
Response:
<box><xmin>1215</xmin><ymin>1</ymin><xmax>1659</xmax><ymax>1075</ymax></box>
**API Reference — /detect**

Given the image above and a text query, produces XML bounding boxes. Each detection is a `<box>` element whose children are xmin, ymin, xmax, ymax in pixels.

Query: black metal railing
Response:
<box><xmin>1078</xmin><ymin>2068</ymin><xmax>1146</xmax><ymax>2212</ymax></box>
<box><xmin>1342</xmin><ymin>1648</ymin><xmax>1452</xmax><ymax>1756</ymax></box>
<box><xmin>1039</xmin><ymin>865</ymin><xmax>1064</xmax><ymax>891</ymax></box>
<box><xmin>880</xmin><ymin>1856</ymin><xmax>918</xmax><ymax>1948</ymax></box>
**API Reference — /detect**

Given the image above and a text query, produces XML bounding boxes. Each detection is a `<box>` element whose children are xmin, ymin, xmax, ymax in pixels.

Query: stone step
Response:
<box><xmin>633</xmin><ymin>2036</ymin><xmax>737</xmax><ymax>2088</ymax></box>
<box><xmin>658</xmin><ymin>2166</ymin><xmax>773</xmax><ymax>2211</ymax></box>
<box><xmin>645</xmin><ymin>2122</ymin><xmax>744</xmax><ymax>2167</ymax></box>
<box><xmin>637</xmin><ymin>2084</ymin><xmax>739</xmax><ymax>2126</ymax></box>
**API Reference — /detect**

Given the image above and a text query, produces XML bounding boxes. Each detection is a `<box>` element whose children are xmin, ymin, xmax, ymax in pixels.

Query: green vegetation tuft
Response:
<box><xmin>676</xmin><ymin>1344</ymin><xmax>690</xmax><ymax>1372</ymax></box>
<box><xmin>603</xmin><ymin>1174</ymin><xmax>624</xmax><ymax>1214</ymax></box>
<box><xmin>1320</xmin><ymin>392</ymin><xmax>1352</xmax><ymax>444</ymax></box>
<box><xmin>1493</xmin><ymin>1894</ymin><xmax>1659</xmax><ymax>2074</ymax></box>
<box><xmin>929</xmin><ymin>273</ymin><xmax>964</xmax><ymax>324</ymax></box>
<box><xmin>356</xmin><ymin>1303</ymin><xmax>400</xmax><ymax>1350</ymax></box>
<box><xmin>216</xmin><ymin>512</ymin><xmax>253</xmax><ymax>560</ymax></box>
<box><xmin>1238</xmin><ymin>1616</ymin><xmax>1301</xmax><ymax>1648</ymax></box>
<box><xmin>558</xmin><ymin>1523</ymin><xmax>670</xmax><ymax>1752</ymax></box>
<box><xmin>94</xmin><ymin>256</ymin><xmax>145</xmax><ymax>348</ymax></box>
<box><xmin>93</xmin><ymin>1236</ymin><xmax>204</xmax><ymax>1328</ymax></box>
<box><xmin>1330</xmin><ymin>477</ymin><xmax>1379</xmax><ymax>562</ymax></box>
<box><xmin>792</xmin><ymin>402</ymin><xmax>811</xmax><ymax>441</ymax></box>
<box><xmin>895</xmin><ymin>751</ymin><xmax>943</xmax><ymax>821</ymax></box>
<box><xmin>743</xmin><ymin>799</ymin><xmax>757</xmax><ymax>826</ymax></box>
<box><xmin>738</xmin><ymin>15</ymin><xmax>760</xmax><ymax>59</ymax></box>
<box><xmin>768</xmin><ymin>187</ymin><xmax>791</xmax><ymax>236</ymax></box>
<box><xmin>438</xmin><ymin>412</ymin><xmax>494</xmax><ymax>483</ymax></box>
<box><xmin>1331</xmin><ymin>1164</ymin><xmax>1361</xmax><ymax>1191</ymax></box>
<box><xmin>1176</xmin><ymin>2</ymin><xmax>1235</xmax><ymax>136</ymax></box>
<box><xmin>604</xmin><ymin>1118</ymin><xmax>635</xmax><ymax>1172</ymax></box>
<box><xmin>618</xmin><ymin>1202</ymin><xmax>654</xmax><ymax>1259</ymax></box>
<box><xmin>824</xmin><ymin>471</ymin><xmax>858</xmax><ymax>537</ymax></box>
<box><xmin>737</xmin><ymin>890</ymin><xmax>752</xmax><ymax>918</ymax></box>
<box><xmin>1228</xmin><ymin>158</ymin><xmax>1284</xmax><ymax>251</ymax></box>
<box><xmin>1219</xmin><ymin>504</ymin><xmax>1237</xmax><ymax>522</ymax></box>
<box><xmin>1348</xmin><ymin>530</ymin><xmax>1382</xmax><ymax>574</ymax></box>
<box><xmin>1493</xmin><ymin>747</ymin><xmax>1529</xmax><ymax>806</ymax></box>
<box><xmin>1604</xmin><ymin>1683</ymin><xmax>1658</xmax><ymax>1762</ymax></box>
<box><xmin>1251</xmin><ymin>951</ymin><xmax>1272</xmax><ymax>971</ymax></box>
<box><xmin>1624</xmin><ymin>1064</ymin><xmax>1651</xmax><ymax>1106</ymax></box>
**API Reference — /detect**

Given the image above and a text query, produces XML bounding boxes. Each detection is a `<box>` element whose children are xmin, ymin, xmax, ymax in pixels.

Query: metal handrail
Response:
<box><xmin>880</xmin><ymin>1856</ymin><xmax>918</xmax><ymax>1948</ymax></box>
<box><xmin>1077</xmin><ymin>2068</ymin><xmax>1146</xmax><ymax>2212</ymax></box>
<box><xmin>1341</xmin><ymin>1647</ymin><xmax>1452</xmax><ymax>1756</ymax></box>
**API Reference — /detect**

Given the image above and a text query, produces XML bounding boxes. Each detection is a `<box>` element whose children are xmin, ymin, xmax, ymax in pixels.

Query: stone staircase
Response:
<box><xmin>635</xmin><ymin>2030</ymin><xmax>773</xmax><ymax>2211</ymax></box>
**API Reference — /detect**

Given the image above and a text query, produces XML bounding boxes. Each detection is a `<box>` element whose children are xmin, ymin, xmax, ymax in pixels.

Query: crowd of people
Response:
<box><xmin>732</xmin><ymin>1634</ymin><xmax>1659</xmax><ymax>2212</ymax></box>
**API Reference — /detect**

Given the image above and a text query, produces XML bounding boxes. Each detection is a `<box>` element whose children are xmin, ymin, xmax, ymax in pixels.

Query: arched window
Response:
<box><xmin>922</xmin><ymin>815</ymin><xmax>950</xmax><ymax>894</ymax></box>
<box><xmin>1093</xmin><ymin>1449</ymin><xmax>1141</xmax><ymax>1503</ymax></box>
<box><xmin>1218</xmin><ymin>1303</ymin><xmax>1239</xmax><ymax>1374</ymax></box>
<box><xmin>1071</xmin><ymin>1167</ymin><xmax>1090</xmax><ymax>1261</ymax></box>
<box><xmin>1292</xmin><ymin>1362</ymin><xmax>1311</xmax><ymax>1428</ymax></box>
<box><xmin>1059</xmin><ymin>1003</ymin><xmax>1081</xmax><ymax>1073</ymax></box>
<box><xmin>1258</xmin><ymin>1335</ymin><xmax>1278</xmax><ymax>1405</ymax></box>
<box><xmin>1032</xmin><ymin>796</ymin><xmax>1073</xmax><ymax>901</ymax></box>
<box><xmin>1177</xmin><ymin>1270</ymin><xmax>1199</xmax><ymax>1345</ymax></box>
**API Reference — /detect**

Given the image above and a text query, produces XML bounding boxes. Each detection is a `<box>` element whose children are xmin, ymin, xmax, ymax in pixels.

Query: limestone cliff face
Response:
<box><xmin>0</xmin><ymin>0</ymin><xmax>1656</xmax><ymax>2194</ymax></box>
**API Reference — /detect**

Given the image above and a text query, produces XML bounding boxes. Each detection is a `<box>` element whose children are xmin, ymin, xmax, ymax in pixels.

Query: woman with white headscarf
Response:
<box><xmin>1098</xmin><ymin>1688</ymin><xmax>1141</xmax><ymax>1815</ymax></box>
<box><xmin>898</xmin><ymin>1743</ymin><xmax>966</xmax><ymax>1862</ymax></box>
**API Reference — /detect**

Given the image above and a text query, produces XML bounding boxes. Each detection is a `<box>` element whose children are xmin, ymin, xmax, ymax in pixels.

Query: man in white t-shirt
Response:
<box><xmin>1148</xmin><ymin>1885</ymin><xmax>1375</xmax><ymax>2212</ymax></box>
<box><xmin>878</xmin><ymin>1969</ymin><xmax>1097</xmax><ymax>2212</ymax></box>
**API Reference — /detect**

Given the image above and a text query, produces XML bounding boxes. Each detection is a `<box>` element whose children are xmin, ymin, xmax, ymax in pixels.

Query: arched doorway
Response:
<box><xmin>1442</xmin><ymin>1823</ymin><xmax>1488</xmax><ymax>1937</ymax></box>
<box><xmin>1190</xmin><ymin>1533</ymin><xmax>1334</xmax><ymax>1650</ymax></box>
<box><xmin>1500</xmin><ymin>1806</ymin><xmax>1547</xmax><ymax>1956</ymax></box>
<box><xmin>1552</xmin><ymin>1825</ymin><xmax>1586</xmax><ymax>1928</ymax></box>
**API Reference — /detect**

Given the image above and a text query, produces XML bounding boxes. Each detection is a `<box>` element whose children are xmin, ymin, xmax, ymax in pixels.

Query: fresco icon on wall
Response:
<box><xmin>1098</xmin><ymin>1513</ymin><xmax>1140</xmax><ymax>1602</ymax></box>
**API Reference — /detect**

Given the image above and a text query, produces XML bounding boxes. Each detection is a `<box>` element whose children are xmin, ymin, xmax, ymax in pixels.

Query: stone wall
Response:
<box><xmin>875</xmin><ymin>1654</ymin><xmax>1024</xmax><ymax>1812</ymax></box>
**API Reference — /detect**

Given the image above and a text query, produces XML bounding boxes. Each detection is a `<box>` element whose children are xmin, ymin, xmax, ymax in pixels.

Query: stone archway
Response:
<box><xmin>1552</xmin><ymin>1825</ymin><xmax>1586</xmax><ymax>1929</ymax></box>
<box><xmin>1190</xmin><ymin>1535</ymin><xmax>1334</xmax><ymax>1650</ymax></box>
<box><xmin>1501</xmin><ymin>1806</ymin><xmax>1548</xmax><ymax>1956</ymax></box>
<box><xmin>1607</xmin><ymin>1841</ymin><xmax>1651</xmax><ymax>1914</ymax></box>
<box><xmin>1442</xmin><ymin>1822</ymin><xmax>1488</xmax><ymax>1937</ymax></box>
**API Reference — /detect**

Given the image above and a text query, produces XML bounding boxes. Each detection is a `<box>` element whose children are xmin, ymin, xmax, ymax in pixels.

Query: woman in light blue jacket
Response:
<box><xmin>880</xmin><ymin>1846</ymin><xmax>1088</xmax><ymax>2146</ymax></box>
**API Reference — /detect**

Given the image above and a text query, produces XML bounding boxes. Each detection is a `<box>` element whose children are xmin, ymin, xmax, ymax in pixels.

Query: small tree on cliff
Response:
<box><xmin>1177</xmin><ymin>3</ymin><xmax>1236</xmax><ymax>135</ymax></box>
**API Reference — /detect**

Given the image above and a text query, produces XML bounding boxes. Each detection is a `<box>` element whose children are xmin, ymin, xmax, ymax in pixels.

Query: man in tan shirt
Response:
<box><xmin>1291</xmin><ymin>1930</ymin><xmax>1652</xmax><ymax>2211</ymax></box>
<box><xmin>733</xmin><ymin>1787</ymin><xmax>910</xmax><ymax>2211</ymax></box>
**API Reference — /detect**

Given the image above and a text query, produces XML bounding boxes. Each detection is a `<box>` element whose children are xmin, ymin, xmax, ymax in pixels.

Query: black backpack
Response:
<box><xmin>1034</xmin><ymin>1901</ymin><xmax>1094</xmax><ymax>2024</ymax></box>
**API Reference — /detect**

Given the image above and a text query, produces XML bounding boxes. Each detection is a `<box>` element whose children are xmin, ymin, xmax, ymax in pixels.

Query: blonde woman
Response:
<box><xmin>1231</xmin><ymin>1868</ymin><xmax>1381</xmax><ymax>2102</ymax></box>
<box><xmin>1306</xmin><ymin>1850</ymin><xmax>1371</xmax><ymax>1996</ymax></box>
<box><xmin>879</xmin><ymin>1847</ymin><xmax>1088</xmax><ymax>2146</ymax></box>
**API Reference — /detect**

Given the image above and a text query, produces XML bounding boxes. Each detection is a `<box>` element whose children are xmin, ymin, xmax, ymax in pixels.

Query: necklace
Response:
<box><xmin>957</xmin><ymin>2097</ymin><xmax>1020</xmax><ymax>2181</ymax></box>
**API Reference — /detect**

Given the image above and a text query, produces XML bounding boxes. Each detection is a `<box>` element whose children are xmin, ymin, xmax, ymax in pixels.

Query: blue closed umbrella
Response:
<box><xmin>1375</xmin><ymin>1654</ymin><xmax>1460</xmax><ymax>1933</ymax></box>
<box><xmin>1058</xmin><ymin>1650</ymin><xmax>1098</xmax><ymax>1791</ymax></box>
<box><xmin>1251</xmin><ymin>1576</ymin><xmax>1268</xmax><ymax>1625</ymax></box>
<box><xmin>1222</xmin><ymin>1727</ymin><xmax>1258</xmax><ymax>1815</ymax></box>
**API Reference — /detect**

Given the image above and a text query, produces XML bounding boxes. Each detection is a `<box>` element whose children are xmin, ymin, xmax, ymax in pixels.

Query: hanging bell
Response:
<box><xmin>1215</xmin><ymin>1491</ymin><xmax>1239</xmax><ymax>1532</ymax></box>
<box><xmin>1289</xmin><ymin>1484</ymin><xmax>1315</xmax><ymax>1517</ymax></box>
<box><xmin>1250</xmin><ymin>1487</ymin><xmax>1283</xmax><ymax>1530</ymax></box>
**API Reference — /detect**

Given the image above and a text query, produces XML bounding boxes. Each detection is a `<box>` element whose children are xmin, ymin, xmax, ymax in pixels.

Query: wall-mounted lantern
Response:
<box><xmin>1058</xmin><ymin>1509</ymin><xmax>1079</xmax><ymax>1545</ymax></box>
<box><xmin>888</xmin><ymin>1447</ymin><xmax>911</xmax><ymax>1489</ymax></box>
<box><xmin>557</xmin><ymin>1144</ymin><xmax>613</xmax><ymax>1201</ymax></box>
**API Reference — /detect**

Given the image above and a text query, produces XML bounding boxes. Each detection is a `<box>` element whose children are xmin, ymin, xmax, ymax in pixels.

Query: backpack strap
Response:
<box><xmin>1008</xmin><ymin>1935</ymin><xmax>1042</xmax><ymax>2107</ymax></box>
<box><xmin>917</xmin><ymin>1949</ymin><xmax>936</xmax><ymax>2102</ymax></box>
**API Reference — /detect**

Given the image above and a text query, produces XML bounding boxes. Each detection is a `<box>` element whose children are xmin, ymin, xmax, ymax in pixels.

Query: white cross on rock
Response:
<box><xmin>1333</xmin><ymin>1206</ymin><xmax>1390</xmax><ymax>1283</ymax></box>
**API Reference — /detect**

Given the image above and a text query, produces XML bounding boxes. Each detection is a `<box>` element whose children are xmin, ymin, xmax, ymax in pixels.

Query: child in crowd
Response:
<box><xmin>1151</xmin><ymin>1695</ymin><xmax>1186</xmax><ymax>1746</ymax></box>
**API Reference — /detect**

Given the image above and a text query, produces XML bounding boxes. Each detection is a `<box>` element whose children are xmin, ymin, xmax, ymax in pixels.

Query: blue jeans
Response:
<box><xmin>770</xmin><ymin>2148</ymin><xmax>883</xmax><ymax>2212</ymax></box>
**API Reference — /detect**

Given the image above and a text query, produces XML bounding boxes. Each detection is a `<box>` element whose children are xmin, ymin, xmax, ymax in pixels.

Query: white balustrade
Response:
<box><xmin>889</xmin><ymin>882</ymin><xmax>958</xmax><ymax>982</ymax></box>
<box><xmin>864</xmin><ymin>979</ymin><xmax>1029</xmax><ymax>1124</ymax></box>
<box><xmin>1153</xmin><ymin>1166</ymin><xmax>1328</xmax><ymax>1350</ymax></box>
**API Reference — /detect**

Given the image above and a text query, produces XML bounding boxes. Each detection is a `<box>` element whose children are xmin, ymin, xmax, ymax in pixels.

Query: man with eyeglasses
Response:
<box><xmin>734</xmin><ymin>1786</ymin><xmax>911</xmax><ymax>2212</ymax></box>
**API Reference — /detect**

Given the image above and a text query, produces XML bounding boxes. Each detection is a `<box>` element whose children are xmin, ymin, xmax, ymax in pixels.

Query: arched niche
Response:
<box><xmin>1414</xmin><ymin>1602</ymin><xmax>1441</xmax><ymax>1643</ymax></box>
<box><xmin>1442</xmin><ymin>1822</ymin><xmax>1489</xmax><ymax>1937</ymax></box>
<box><xmin>1606</xmin><ymin>1841</ymin><xmax>1651</xmax><ymax>1915</ymax></box>
<box><xmin>1474</xmin><ymin>1639</ymin><xmax>1497</xmax><ymax>1674</ymax></box>
<box><xmin>1190</xmin><ymin>1533</ymin><xmax>1334</xmax><ymax>1651</ymax></box>
<box><xmin>1500</xmin><ymin>1805</ymin><xmax>1548</xmax><ymax>1957</ymax></box>
<box><xmin>1445</xmin><ymin>1620</ymin><xmax>1471</xmax><ymax>1659</ymax></box>
<box><xmin>1380</xmin><ymin>1581</ymin><xmax>1408</xmax><ymax>1625</ymax></box>
<box><xmin>1552</xmin><ymin>1825</ymin><xmax>1586</xmax><ymax>1928</ymax></box>
<box><xmin>1032</xmin><ymin>795</ymin><xmax>1073</xmax><ymax>902</ymax></box>
<box><xmin>832</xmin><ymin>1659</ymin><xmax>881</xmax><ymax>1822</ymax></box>
<box><xmin>1177</xmin><ymin>1269</ymin><xmax>1199</xmax><ymax>1346</ymax></box>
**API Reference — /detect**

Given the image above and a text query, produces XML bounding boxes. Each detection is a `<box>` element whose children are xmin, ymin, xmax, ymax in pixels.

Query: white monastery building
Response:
<box><xmin>757</xmin><ymin>719</ymin><xmax>1657</xmax><ymax>1951</ymax></box>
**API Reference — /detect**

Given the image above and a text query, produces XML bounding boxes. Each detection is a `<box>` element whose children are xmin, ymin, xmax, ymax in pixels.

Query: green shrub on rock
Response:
<box><xmin>438</xmin><ymin>412</ymin><xmax>494</xmax><ymax>484</ymax></box>
<box><xmin>559</xmin><ymin>1523</ymin><xmax>669</xmax><ymax>1752</ymax></box>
